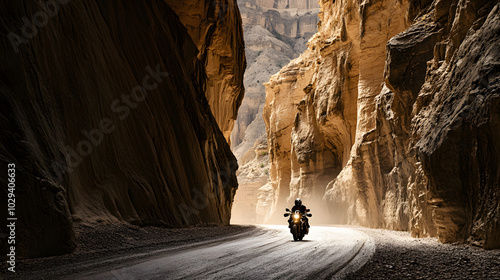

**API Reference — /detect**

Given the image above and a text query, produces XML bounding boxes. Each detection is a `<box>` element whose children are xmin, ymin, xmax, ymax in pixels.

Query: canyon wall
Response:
<box><xmin>232</xmin><ymin>0</ymin><xmax>320</xmax><ymax>153</ymax></box>
<box><xmin>239</xmin><ymin>0</ymin><xmax>320</xmax><ymax>40</ymax></box>
<box><xmin>166</xmin><ymin>0</ymin><xmax>246</xmax><ymax>143</ymax></box>
<box><xmin>0</xmin><ymin>0</ymin><xmax>245</xmax><ymax>257</ymax></box>
<box><xmin>230</xmin><ymin>0</ymin><xmax>319</xmax><ymax>223</ymax></box>
<box><xmin>264</xmin><ymin>0</ymin><xmax>499</xmax><ymax>248</ymax></box>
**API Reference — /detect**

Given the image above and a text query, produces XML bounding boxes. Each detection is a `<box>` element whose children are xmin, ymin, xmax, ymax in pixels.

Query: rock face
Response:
<box><xmin>230</xmin><ymin>136</ymin><xmax>271</xmax><ymax>223</ymax></box>
<box><xmin>166</xmin><ymin>0</ymin><xmax>246</xmax><ymax>144</ymax></box>
<box><xmin>239</xmin><ymin>0</ymin><xmax>320</xmax><ymax>39</ymax></box>
<box><xmin>264</xmin><ymin>0</ymin><xmax>499</xmax><ymax>248</ymax></box>
<box><xmin>231</xmin><ymin>0</ymin><xmax>320</xmax><ymax>154</ymax></box>
<box><xmin>0</xmin><ymin>0</ymin><xmax>245</xmax><ymax>257</ymax></box>
<box><xmin>231</xmin><ymin>24</ymin><xmax>297</xmax><ymax>158</ymax></box>
<box><xmin>229</xmin><ymin>0</ymin><xmax>319</xmax><ymax>223</ymax></box>
<box><xmin>409</xmin><ymin>1</ymin><xmax>500</xmax><ymax>248</ymax></box>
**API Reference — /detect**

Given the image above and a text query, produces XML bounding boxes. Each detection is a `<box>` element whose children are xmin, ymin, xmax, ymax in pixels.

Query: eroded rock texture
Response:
<box><xmin>264</xmin><ymin>0</ymin><xmax>499</xmax><ymax>247</ymax></box>
<box><xmin>166</xmin><ymin>0</ymin><xmax>246</xmax><ymax>143</ymax></box>
<box><xmin>410</xmin><ymin>1</ymin><xmax>500</xmax><ymax>248</ymax></box>
<box><xmin>230</xmin><ymin>0</ymin><xmax>319</xmax><ymax>223</ymax></box>
<box><xmin>230</xmin><ymin>136</ymin><xmax>271</xmax><ymax>223</ymax></box>
<box><xmin>232</xmin><ymin>0</ymin><xmax>320</xmax><ymax>155</ymax></box>
<box><xmin>0</xmin><ymin>0</ymin><xmax>244</xmax><ymax>257</ymax></box>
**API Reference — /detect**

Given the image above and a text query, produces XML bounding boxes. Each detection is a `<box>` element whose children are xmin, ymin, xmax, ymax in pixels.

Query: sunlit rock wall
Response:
<box><xmin>264</xmin><ymin>0</ymin><xmax>499</xmax><ymax>248</ymax></box>
<box><xmin>230</xmin><ymin>0</ymin><xmax>320</xmax><ymax>223</ymax></box>
<box><xmin>232</xmin><ymin>0</ymin><xmax>320</xmax><ymax>152</ymax></box>
<box><xmin>264</xmin><ymin>0</ymin><xmax>409</xmax><ymax>222</ymax></box>
<box><xmin>166</xmin><ymin>0</ymin><xmax>246</xmax><ymax>144</ymax></box>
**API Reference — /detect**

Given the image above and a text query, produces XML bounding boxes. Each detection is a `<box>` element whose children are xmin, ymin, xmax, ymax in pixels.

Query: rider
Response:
<box><xmin>289</xmin><ymin>198</ymin><xmax>310</xmax><ymax>234</ymax></box>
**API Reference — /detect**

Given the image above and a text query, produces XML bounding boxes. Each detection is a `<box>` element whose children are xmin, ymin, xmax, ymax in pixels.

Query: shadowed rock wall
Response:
<box><xmin>0</xmin><ymin>0</ymin><xmax>245</xmax><ymax>257</ymax></box>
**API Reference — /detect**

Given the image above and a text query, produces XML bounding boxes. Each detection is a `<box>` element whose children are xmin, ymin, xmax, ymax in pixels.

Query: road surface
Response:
<box><xmin>74</xmin><ymin>225</ymin><xmax>375</xmax><ymax>280</ymax></box>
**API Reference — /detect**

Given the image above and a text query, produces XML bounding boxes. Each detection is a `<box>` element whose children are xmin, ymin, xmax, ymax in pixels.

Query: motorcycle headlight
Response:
<box><xmin>293</xmin><ymin>214</ymin><xmax>299</xmax><ymax>219</ymax></box>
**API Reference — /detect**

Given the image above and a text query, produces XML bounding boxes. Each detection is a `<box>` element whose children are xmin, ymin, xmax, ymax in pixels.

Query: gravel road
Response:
<box><xmin>73</xmin><ymin>225</ymin><xmax>374</xmax><ymax>279</ymax></box>
<box><xmin>2</xmin><ymin>223</ymin><xmax>499</xmax><ymax>279</ymax></box>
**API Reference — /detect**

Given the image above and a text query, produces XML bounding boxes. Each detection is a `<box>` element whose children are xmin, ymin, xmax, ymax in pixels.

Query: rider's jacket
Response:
<box><xmin>291</xmin><ymin>205</ymin><xmax>307</xmax><ymax>214</ymax></box>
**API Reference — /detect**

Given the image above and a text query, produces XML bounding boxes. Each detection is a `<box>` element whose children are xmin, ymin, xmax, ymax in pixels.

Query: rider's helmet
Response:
<box><xmin>295</xmin><ymin>198</ymin><xmax>302</xmax><ymax>207</ymax></box>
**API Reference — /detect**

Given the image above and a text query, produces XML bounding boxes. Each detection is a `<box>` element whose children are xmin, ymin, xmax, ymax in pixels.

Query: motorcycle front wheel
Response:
<box><xmin>292</xmin><ymin>224</ymin><xmax>299</xmax><ymax>241</ymax></box>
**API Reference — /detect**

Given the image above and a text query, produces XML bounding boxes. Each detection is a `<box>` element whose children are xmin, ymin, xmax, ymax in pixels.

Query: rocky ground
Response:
<box><xmin>347</xmin><ymin>227</ymin><xmax>500</xmax><ymax>279</ymax></box>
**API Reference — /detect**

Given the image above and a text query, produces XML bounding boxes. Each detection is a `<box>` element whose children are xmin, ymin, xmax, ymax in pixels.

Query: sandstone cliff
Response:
<box><xmin>230</xmin><ymin>0</ymin><xmax>319</xmax><ymax>223</ymax></box>
<box><xmin>0</xmin><ymin>0</ymin><xmax>245</xmax><ymax>257</ymax></box>
<box><xmin>232</xmin><ymin>0</ymin><xmax>320</xmax><ymax>154</ymax></box>
<box><xmin>166</xmin><ymin>0</ymin><xmax>246</xmax><ymax>143</ymax></box>
<box><xmin>264</xmin><ymin>0</ymin><xmax>499</xmax><ymax>248</ymax></box>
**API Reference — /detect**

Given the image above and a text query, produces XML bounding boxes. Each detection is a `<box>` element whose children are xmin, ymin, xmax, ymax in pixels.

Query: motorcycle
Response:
<box><xmin>284</xmin><ymin>208</ymin><xmax>312</xmax><ymax>241</ymax></box>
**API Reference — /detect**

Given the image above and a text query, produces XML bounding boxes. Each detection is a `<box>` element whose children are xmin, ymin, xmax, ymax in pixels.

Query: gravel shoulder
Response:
<box><xmin>346</xmin><ymin>227</ymin><xmax>500</xmax><ymax>279</ymax></box>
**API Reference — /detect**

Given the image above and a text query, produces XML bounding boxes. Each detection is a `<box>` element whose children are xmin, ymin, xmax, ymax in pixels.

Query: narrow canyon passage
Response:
<box><xmin>0</xmin><ymin>0</ymin><xmax>498</xmax><ymax>279</ymax></box>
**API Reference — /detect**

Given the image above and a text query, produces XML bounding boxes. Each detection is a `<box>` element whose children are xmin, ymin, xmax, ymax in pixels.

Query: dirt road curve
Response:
<box><xmin>73</xmin><ymin>225</ymin><xmax>374</xmax><ymax>280</ymax></box>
